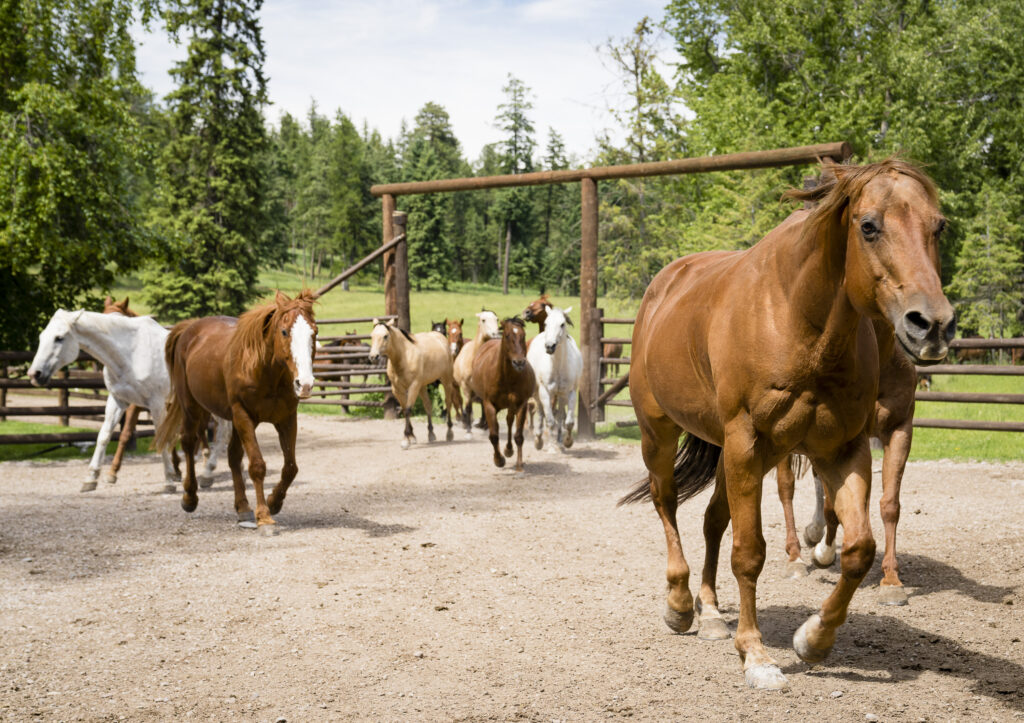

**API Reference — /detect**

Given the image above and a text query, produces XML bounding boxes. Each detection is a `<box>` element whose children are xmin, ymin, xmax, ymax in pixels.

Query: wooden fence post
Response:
<box><xmin>59</xmin><ymin>368</ymin><xmax>69</xmax><ymax>426</ymax></box>
<box><xmin>392</xmin><ymin>211</ymin><xmax>411</xmax><ymax>332</ymax></box>
<box><xmin>577</xmin><ymin>176</ymin><xmax>599</xmax><ymax>439</ymax></box>
<box><xmin>594</xmin><ymin>309</ymin><xmax>606</xmax><ymax>423</ymax></box>
<box><xmin>0</xmin><ymin>365</ymin><xmax>7</xmax><ymax>422</ymax></box>
<box><xmin>382</xmin><ymin>193</ymin><xmax>397</xmax><ymax>318</ymax></box>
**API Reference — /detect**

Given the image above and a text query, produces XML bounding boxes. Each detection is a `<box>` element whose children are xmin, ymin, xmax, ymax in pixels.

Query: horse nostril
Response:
<box><xmin>943</xmin><ymin>314</ymin><xmax>957</xmax><ymax>343</ymax></box>
<box><xmin>905</xmin><ymin>311</ymin><xmax>930</xmax><ymax>333</ymax></box>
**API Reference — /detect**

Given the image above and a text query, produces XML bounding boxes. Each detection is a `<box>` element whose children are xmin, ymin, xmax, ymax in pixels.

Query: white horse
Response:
<box><xmin>526</xmin><ymin>305</ymin><xmax>582</xmax><ymax>451</ymax></box>
<box><xmin>27</xmin><ymin>310</ymin><xmax>229</xmax><ymax>493</ymax></box>
<box><xmin>452</xmin><ymin>310</ymin><xmax>501</xmax><ymax>436</ymax></box>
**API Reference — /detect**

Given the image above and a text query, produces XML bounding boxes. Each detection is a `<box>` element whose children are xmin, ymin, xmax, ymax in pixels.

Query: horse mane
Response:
<box><xmin>503</xmin><ymin>316</ymin><xmax>526</xmax><ymax>328</ymax></box>
<box><xmin>386</xmin><ymin>321</ymin><xmax>416</xmax><ymax>344</ymax></box>
<box><xmin>231</xmin><ymin>289</ymin><xmax>318</xmax><ymax>374</ymax></box>
<box><xmin>783</xmin><ymin>157</ymin><xmax>939</xmax><ymax>232</ymax></box>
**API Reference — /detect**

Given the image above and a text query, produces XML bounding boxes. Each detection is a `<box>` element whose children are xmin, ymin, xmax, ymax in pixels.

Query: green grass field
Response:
<box><xmin>0</xmin><ymin>420</ymin><xmax>155</xmax><ymax>462</ymax></box>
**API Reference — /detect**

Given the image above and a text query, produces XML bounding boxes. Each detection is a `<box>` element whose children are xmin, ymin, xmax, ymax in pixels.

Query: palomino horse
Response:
<box><xmin>155</xmin><ymin>291</ymin><xmax>317</xmax><ymax>533</ymax></box>
<box><xmin>369</xmin><ymin>319</ymin><xmax>458</xmax><ymax>449</ymax></box>
<box><xmin>470</xmin><ymin>317</ymin><xmax>536</xmax><ymax>471</ymax></box>
<box><xmin>621</xmin><ymin>159</ymin><xmax>954</xmax><ymax>690</ymax></box>
<box><xmin>453</xmin><ymin>310</ymin><xmax>501</xmax><ymax>435</ymax></box>
<box><xmin>526</xmin><ymin>305</ymin><xmax>582</xmax><ymax>451</ymax></box>
<box><xmin>27</xmin><ymin>309</ymin><xmax>225</xmax><ymax>493</ymax></box>
<box><xmin>776</xmin><ymin>316</ymin><xmax>919</xmax><ymax>607</ymax></box>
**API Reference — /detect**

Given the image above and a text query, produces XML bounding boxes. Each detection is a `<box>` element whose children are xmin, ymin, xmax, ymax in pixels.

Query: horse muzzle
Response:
<box><xmin>294</xmin><ymin>380</ymin><xmax>312</xmax><ymax>399</ymax></box>
<box><xmin>894</xmin><ymin>306</ymin><xmax>956</xmax><ymax>366</ymax></box>
<box><xmin>511</xmin><ymin>359</ymin><xmax>527</xmax><ymax>372</ymax></box>
<box><xmin>28</xmin><ymin>368</ymin><xmax>50</xmax><ymax>387</ymax></box>
<box><xmin>545</xmin><ymin>343</ymin><xmax>557</xmax><ymax>355</ymax></box>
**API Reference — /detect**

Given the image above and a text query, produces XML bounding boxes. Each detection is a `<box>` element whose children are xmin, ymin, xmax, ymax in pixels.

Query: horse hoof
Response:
<box><xmin>237</xmin><ymin>520</ymin><xmax>257</xmax><ymax>529</ymax></box>
<box><xmin>181</xmin><ymin>495</ymin><xmax>198</xmax><ymax>513</ymax></box>
<box><xmin>258</xmin><ymin>523</ymin><xmax>278</xmax><ymax>537</ymax></box>
<box><xmin>785</xmin><ymin>560</ymin><xmax>809</xmax><ymax>579</ymax></box>
<box><xmin>237</xmin><ymin>510</ymin><xmax>255</xmax><ymax>523</ymax></box>
<box><xmin>493</xmin><ymin>455</ymin><xmax>506</xmax><ymax>468</ymax></box>
<box><xmin>162</xmin><ymin>483</ymin><xmax>178</xmax><ymax>495</ymax></box>
<box><xmin>428</xmin><ymin>432</ymin><xmax>437</xmax><ymax>443</ymax></box>
<box><xmin>198</xmin><ymin>474</ymin><xmax>215</xmax><ymax>489</ymax></box>
<box><xmin>563</xmin><ymin>435</ymin><xmax>574</xmax><ymax>449</ymax></box>
<box><xmin>503</xmin><ymin>446</ymin><xmax>513</xmax><ymax>458</ymax></box>
<box><xmin>267</xmin><ymin>496</ymin><xmax>284</xmax><ymax>515</ymax></box>
<box><xmin>812</xmin><ymin>540</ymin><xmax>836</xmax><ymax>567</ymax></box>
<box><xmin>697</xmin><ymin>616</ymin><xmax>731</xmax><ymax>640</ymax></box>
<box><xmin>80</xmin><ymin>481</ymin><xmax>98</xmax><ymax>493</ymax></box>
<box><xmin>534</xmin><ymin>436</ymin><xmax>543</xmax><ymax>450</ymax></box>
<box><xmin>102</xmin><ymin>472</ymin><xmax>117</xmax><ymax>485</ymax></box>
<box><xmin>663</xmin><ymin>604</ymin><xmax>694</xmax><ymax>634</ymax></box>
<box><xmin>878</xmin><ymin>584</ymin><xmax>909</xmax><ymax>606</ymax></box>
<box><xmin>744</xmin><ymin>664</ymin><xmax>788</xmax><ymax>690</ymax></box>
<box><xmin>793</xmin><ymin>614</ymin><xmax>832</xmax><ymax>664</ymax></box>
<box><xmin>400</xmin><ymin>439</ymin><xmax>410</xmax><ymax>450</ymax></box>
<box><xmin>446</xmin><ymin>429</ymin><xmax>454</xmax><ymax>442</ymax></box>
<box><xmin>463</xmin><ymin>432</ymin><xmax>473</xmax><ymax>441</ymax></box>
<box><xmin>803</xmin><ymin>523</ymin><xmax>824</xmax><ymax>546</ymax></box>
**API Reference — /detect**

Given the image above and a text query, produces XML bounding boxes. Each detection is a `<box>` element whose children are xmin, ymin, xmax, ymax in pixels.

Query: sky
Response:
<box><xmin>133</xmin><ymin>0</ymin><xmax>681</xmax><ymax>163</ymax></box>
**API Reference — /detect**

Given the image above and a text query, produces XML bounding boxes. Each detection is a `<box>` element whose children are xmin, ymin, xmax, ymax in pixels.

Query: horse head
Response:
<box><xmin>540</xmin><ymin>305</ymin><xmax>573</xmax><ymax>355</ymax></box>
<box><xmin>522</xmin><ymin>294</ymin><xmax>550</xmax><ymax>326</ymax></box>
<box><xmin>28</xmin><ymin>310</ymin><xmax>85</xmax><ymax>386</ymax></box>
<box><xmin>501</xmin><ymin>317</ymin><xmax>529</xmax><ymax>372</ymax></box>
<box><xmin>103</xmin><ymin>296</ymin><xmax>134</xmax><ymax>316</ymax></box>
<box><xmin>446</xmin><ymin>318</ymin><xmax>464</xmax><ymax>358</ymax></box>
<box><xmin>431</xmin><ymin>320</ymin><xmax>445</xmax><ymax>335</ymax></box>
<box><xmin>476</xmin><ymin>310</ymin><xmax>500</xmax><ymax>340</ymax></box>
<box><xmin>791</xmin><ymin>159</ymin><xmax>955</xmax><ymax>364</ymax></box>
<box><xmin>236</xmin><ymin>290</ymin><xmax>318</xmax><ymax>399</ymax></box>
<box><xmin>368</xmin><ymin>319</ymin><xmax>391</xmax><ymax>363</ymax></box>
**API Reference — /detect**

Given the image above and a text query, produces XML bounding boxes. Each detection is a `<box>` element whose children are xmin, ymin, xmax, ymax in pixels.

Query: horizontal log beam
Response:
<box><xmin>300</xmin><ymin>399</ymin><xmax>386</xmax><ymax>407</ymax></box>
<box><xmin>916</xmin><ymin>365</ymin><xmax>1024</xmax><ymax>376</ymax></box>
<box><xmin>0</xmin><ymin>429</ymin><xmax>155</xmax><ymax>445</ymax></box>
<box><xmin>0</xmin><ymin>378</ymin><xmax>107</xmax><ymax>389</ymax></box>
<box><xmin>0</xmin><ymin>405</ymin><xmax>108</xmax><ymax>416</ymax></box>
<box><xmin>599</xmin><ymin>338</ymin><xmax>631</xmax><ymax>345</ymax></box>
<box><xmin>372</xmin><ymin>143</ymin><xmax>851</xmax><ymax>196</ymax></box>
<box><xmin>915</xmin><ymin>391</ymin><xmax>1024</xmax><ymax>404</ymax></box>
<box><xmin>599</xmin><ymin>318</ymin><xmax>636</xmax><ymax>325</ymax></box>
<box><xmin>912</xmin><ymin>418</ymin><xmax>1024</xmax><ymax>432</ymax></box>
<box><xmin>317</xmin><ymin>315</ymin><xmax>396</xmax><ymax>325</ymax></box>
<box><xmin>600</xmin><ymin>356</ymin><xmax>631</xmax><ymax>365</ymax></box>
<box><xmin>950</xmin><ymin>338</ymin><xmax>1024</xmax><ymax>349</ymax></box>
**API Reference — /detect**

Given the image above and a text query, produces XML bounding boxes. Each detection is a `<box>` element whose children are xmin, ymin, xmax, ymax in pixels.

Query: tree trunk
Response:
<box><xmin>502</xmin><ymin>221</ymin><xmax>512</xmax><ymax>295</ymax></box>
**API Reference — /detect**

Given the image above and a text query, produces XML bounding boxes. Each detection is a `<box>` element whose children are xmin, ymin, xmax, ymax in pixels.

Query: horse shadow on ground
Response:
<box><xmin>810</xmin><ymin>552</ymin><xmax>1017</xmax><ymax>605</ymax></box>
<box><xmin>753</xmin><ymin>604</ymin><xmax>1024</xmax><ymax>712</ymax></box>
<box><xmin>276</xmin><ymin>507</ymin><xmax>416</xmax><ymax>537</ymax></box>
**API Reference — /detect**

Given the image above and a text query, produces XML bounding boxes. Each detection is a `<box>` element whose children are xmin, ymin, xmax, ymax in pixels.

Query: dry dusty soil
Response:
<box><xmin>1</xmin><ymin>414</ymin><xmax>1023</xmax><ymax>722</ymax></box>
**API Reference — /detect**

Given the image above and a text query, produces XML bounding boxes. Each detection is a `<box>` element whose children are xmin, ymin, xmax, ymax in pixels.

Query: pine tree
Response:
<box><xmin>493</xmin><ymin>75</ymin><xmax>537</xmax><ymax>294</ymax></box>
<box><xmin>144</xmin><ymin>0</ymin><xmax>275</xmax><ymax>321</ymax></box>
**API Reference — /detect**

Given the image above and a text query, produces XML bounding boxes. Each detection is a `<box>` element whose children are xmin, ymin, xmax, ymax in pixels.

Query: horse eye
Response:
<box><xmin>936</xmin><ymin>219</ymin><xmax>947</xmax><ymax>235</ymax></box>
<box><xmin>860</xmin><ymin>220</ymin><xmax>878</xmax><ymax>238</ymax></box>
<box><xmin>282</xmin><ymin>329</ymin><xmax>289</xmax><ymax>337</ymax></box>
<box><xmin>55</xmin><ymin>335</ymin><xmax>64</xmax><ymax>342</ymax></box>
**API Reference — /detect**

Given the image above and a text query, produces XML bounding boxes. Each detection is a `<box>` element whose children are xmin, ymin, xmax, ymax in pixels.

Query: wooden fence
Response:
<box><xmin>594</xmin><ymin>318</ymin><xmax>1024</xmax><ymax>433</ymax></box>
<box><xmin>306</xmin><ymin>315</ymin><xmax>393</xmax><ymax>411</ymax></box>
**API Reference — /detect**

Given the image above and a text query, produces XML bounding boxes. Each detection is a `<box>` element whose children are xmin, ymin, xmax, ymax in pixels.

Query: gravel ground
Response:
<box><xmin>1</xmin><ymin>414</ymin><xmax>1023</xmax><ymax>722</ymax></box>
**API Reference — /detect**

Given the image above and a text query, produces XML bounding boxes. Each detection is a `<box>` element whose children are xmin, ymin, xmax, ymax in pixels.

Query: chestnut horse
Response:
<box><xmin>776</xmin><ymin>319</ymin><xmax>919</xmax><ymax>608</ymax></box>
<box><xmin>155</xmin><ymin>291</ymin><xmax>317</xmax><ymax>533</ymax></box>
<box><xmin>621</xmin><ymin>159</ymin><xmax>954</xmax><ymax>690</ymax></box>
<box><xmin>470</xmin><ymin>317</ymin><xmax>536</xmax><ymax>471</ymax></box>
<box><xmin>453</xmin><ymin>310</ymin><xmax>501</xmax><ymax>434</ymax></box>
<box><xmin>369</xmin><ymin>320</ymin><xmax>458</xmax><ymax>449</ymax></box>
<box><xmin>445</xmin><ymin>318</ymin><xmax>465</xmax><ymax>359</ymax></box>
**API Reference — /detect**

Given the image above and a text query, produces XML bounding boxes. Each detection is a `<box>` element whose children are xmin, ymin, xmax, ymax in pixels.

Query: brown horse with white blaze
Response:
<box><xmin>155</xmin><ymin>290</ymin><xmax>318</xmax><ymax>534</ymax></box>
<box><xmin>470</xmin><ymin>317</ymin><xmax>536</xmax><ymax>471</ymax></box>
<box><xmin>621</xmin><ymin>159</ymin><xmax>954</xmax><ymax>690</ymax></box>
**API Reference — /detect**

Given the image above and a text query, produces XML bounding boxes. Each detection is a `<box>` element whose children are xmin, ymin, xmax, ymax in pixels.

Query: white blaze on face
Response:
<box><xmin>448</xmin><ymin>324</ymin><xmax>460</xmax><ymax>356</ymax></box>
<box><xmin>542</xmin><ymin>307</ymin><xmax>566</xmax><ymax>352</ymax></box>
<box><xmin>290</xmin><ymin>315</ymin><xmax>315</xmax><ymax>397</ymax></box>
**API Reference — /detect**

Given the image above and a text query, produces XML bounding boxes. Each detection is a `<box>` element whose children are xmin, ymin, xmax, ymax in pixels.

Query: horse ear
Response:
<box><xmin>121</xmin><ymin>296</ymin><xmax>130</xmax><ymax>309</ymax></box>
<box><xmin>460</xmin><ymin>318</ymin><xmax>464</xmax><ymax>326</ymax></box>
<box><xmin>372</xmin><ymin>317</ymin><xmax>380</xmax><ymax>326</ymax></box>
<box><xmin>275</xmin><ymin>290</ymin><xmax>292</xmax><ymax>306</ymax></box>
<box><xmin>564</xmin><ymin>306</ymin><xmax>572</xmax><ymax>315</ymax></box>
<box><xmin>104</xmin><ymin>295</ymin><xmax>113</xmax><ymax>305</ymax></box>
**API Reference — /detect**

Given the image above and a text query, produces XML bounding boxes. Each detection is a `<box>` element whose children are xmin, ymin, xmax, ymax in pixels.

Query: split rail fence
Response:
<box><xmin>594</xmin><ymin>318</ymin><xmax>1024</xmax><ymax>434</ymax></box>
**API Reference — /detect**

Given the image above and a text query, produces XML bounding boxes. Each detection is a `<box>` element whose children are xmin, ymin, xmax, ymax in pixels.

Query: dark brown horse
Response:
<box><xmin>155</xmin><ymin>290</ymin><xmax>318</xmax><ymax>533</ymax></box>
<box><xmin>470</xmin><ymin>317</ymin><xmax>536</xmax><ymax>471</ymax></box>
<box><xmin>776</xmin><ymin>318</ymin><xmax>920</xmax><ymax>609</ymax></box>
<box><xmin>621</xmin><ymin>159</ymin><xmax>954</xmax><ymax>690</ymax></box>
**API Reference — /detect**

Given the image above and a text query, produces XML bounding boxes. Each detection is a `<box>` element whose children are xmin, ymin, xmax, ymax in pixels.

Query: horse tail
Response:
<box><xmin>618</xmin><ymin>433</ymin><xmax>722</xmax><ymax>506</ymax></box>
<box><xmin>154</xmin><ymin>394</ymin><xmax>183</xmax><ymax>454</ymax></box>
<box><xmin>154</xmin><ymin>320</ymin><xmax>194</xmax><ymax>453</ymax></box>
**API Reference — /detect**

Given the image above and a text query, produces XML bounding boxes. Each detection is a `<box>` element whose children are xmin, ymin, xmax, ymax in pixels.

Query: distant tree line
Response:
<box><xmin>1</xmin><ymin>0</ymin><xmax>1021</xmax><ymax>350</ymax></box>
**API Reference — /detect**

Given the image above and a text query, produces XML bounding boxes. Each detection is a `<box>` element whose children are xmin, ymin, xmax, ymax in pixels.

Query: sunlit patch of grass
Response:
<box><xmin>0</xmin><ymin>420</ymin><xmax>154</xmax><ymax>462</ymax></box>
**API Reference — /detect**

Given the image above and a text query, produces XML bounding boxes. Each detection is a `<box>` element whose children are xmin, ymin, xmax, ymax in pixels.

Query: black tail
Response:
<box><xmin>618</xmin><ymin>433</ymin><xmax>722</xmax><ymax>506</ymax></box>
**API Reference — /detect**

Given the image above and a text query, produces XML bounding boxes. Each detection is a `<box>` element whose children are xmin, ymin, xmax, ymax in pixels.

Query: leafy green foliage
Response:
<box><xmin>0</xmin><ymin>0</ymin><xmax>151</xmax><ymax>349</ymax></box>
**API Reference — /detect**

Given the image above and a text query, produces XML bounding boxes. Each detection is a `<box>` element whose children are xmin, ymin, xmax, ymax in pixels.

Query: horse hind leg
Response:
<box><xmin>813</xmin><ymin>476</ymin><xmax>840</xmax><ymax>568</ymax></box>
<box><xmin>563</xmin><ymin>388</ymin><xmax>576</xmax><ymax>449</ymax></box>
<box><xmin>178</xmin><ymin>411</ymin><xmax>204</xmax><ymax>512</ymax></box>
<box><xmin>776</xmin><ymin>456</ymin><xmax>809</xmax><ymax>578</ymax></box>
<box><xmin>442</xmin><ymin>378</ymin><xmax>455</xmax><ymax>442</ymax></box>
<box><xmin>697</xmin><ymin>465</ymin><xmax>731</xmax><ymax>641</ymax></box>
<box><xmin>804</xmin><ymin>472</ymin><xmax>826</xmax><ymax>546</ymax></box>
<box><xmin>199</xmin><ymin>416</ymin><xmax>231</xmax><ymax>488</ymax></box>
<box><xmin>105</xmin><ymin>404</ymin><xmax>141</xmax><ymax>485</ymax></box>
<box><xmin>484</xmin><ymin>401</ymin><xmax>504</xmax><ymax>468</ymax></box>
<box><xmin>419</xmin><ymin>387</ymin><xmax>436</xmax><ymax>443</ymax></box>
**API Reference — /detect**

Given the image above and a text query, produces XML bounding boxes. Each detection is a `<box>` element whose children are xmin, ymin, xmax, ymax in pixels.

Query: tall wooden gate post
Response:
<box><xmin>577</xmin><ymin>176</ymin><xmax>599</xmax><ymax>439</ymax></box>
<box><xmin>392</xmin><ymin>211</ymin><xmax>411</xmax><ymax>332</ymax></box>
<box><xmin>382</xmin><ymin>194</ymin><xmax>397</xmax><ymax>319</ymax></box>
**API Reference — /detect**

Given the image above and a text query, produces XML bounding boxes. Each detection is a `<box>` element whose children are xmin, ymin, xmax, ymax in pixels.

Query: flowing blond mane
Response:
<box><xmin>230</xmin><ymin>290</ymin><xmax>317</xmax><ymax>375</ymax></box>
<box><xmin>784</xmin><ymin>157</ymin><xmax>939</xmax><ymax>235</ymax></box>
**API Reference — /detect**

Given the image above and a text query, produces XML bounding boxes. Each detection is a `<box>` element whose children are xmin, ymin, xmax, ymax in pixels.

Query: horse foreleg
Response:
<box><xmin>877</xmin><ymin>421</ymin><xmax>912</xmax><ymax>606</ymax></box>
<box><xmin>231</xmin><ymin>405</ymin><xmax>273</xmax><ymax>534</ymax></box>
<box><xmin>267</xmin><ymin>414</ymin><xmax>298</xmax><ymax>517</ymax></box>
<box><xmin>532</xmin><ymin>386</ymin><xmax>550</xmax><ymax>451</ymax></box>
<box><xmin>776</xmin><ymin>456</ymin><xmax>807</xmax><ymax>578</ymax></box>
<box><xmin>85</xmin><ymin>395</ymin><xmax>127</xmax><ymax>492</ymax></box>
<box><xmin>723</xmin><ymin>424</ymin><xmax>788</xmax><ymax>690</ymax></box>
<box><xmin>442</xmin><ymin>378</ymin><xmax>456</xmax><ymax>442</ymax></box>
<box><xmin>513</xmin><ymin>402</ymin><xmax>527</xmax><ymax>471</ymax></box>
<box><xmin>199</xmin><ymin>416</ymin><xmax>231</xmax><ymax>488</ymax></box>
<box><xmin>178</xmin><ymin>410</ymin><xmax>203</xmax><ymax>512</ymax></box>
<box><xmin>697</xmin><ymin>459</ymin><xmax>731</xmax><ymax>641</ymax></box>
<box><xmin>484</xmin><ymin>400</ymin><xmax>503</xmax><ymax>468</ymax></box>
<box><xmin>419</xmin><ymin>386</ymin><xmax>436</xmax><ymax>443</ymax></box>
<box><xmin>804</xmin><ymin>471</ymin><xmax>826</xmax><ymax>546</ymax></box>
<box><xmin>563</xmin><ymin>386</ymin><xmax>576</xmax><ymax>449</ymax></box>
<box><xmin>639</xmin><ymin>416</ymin><xmax>692</xmax><ymax>635</ymax></box>
<box><xmin>227</xmin><ymin>429</ymin><xmax>252</xmax><ymax>523</ymax></box>
<box><xmin>794</xmin><ymin>437</ymin><xmax>875</xmax><ymax>669</ymax></box>
<box><xmin>106</xmin><ymin>403</ymin><xmax>141</xmax><ymax>486</ymax></box>
<box><xmin>504</xmin><ymin>408</ymin><xmax>514</xmax><ymax>458</ymax></box>
<box><xmin>400</xmin><ymin>381</ymin><xmax>420</xmax><ymax>449</ymax></box>
<box><xmin>813</xmin><ymin>474</ymin><xmax>840</xmax><ymax>567</ymax></box>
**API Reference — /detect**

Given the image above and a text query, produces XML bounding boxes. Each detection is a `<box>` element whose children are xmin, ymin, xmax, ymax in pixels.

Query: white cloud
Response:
<box><xmin>133</xmin><ymin>0</ymin><xmax>679</xmax><ymax>162</ymax></box>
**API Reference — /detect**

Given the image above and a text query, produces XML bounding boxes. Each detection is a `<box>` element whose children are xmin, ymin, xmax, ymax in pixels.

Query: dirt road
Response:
<box><xmin>2</xmin><ymin>415</ymin><xmax>1023</xmax><ymax>721</ymax></box>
